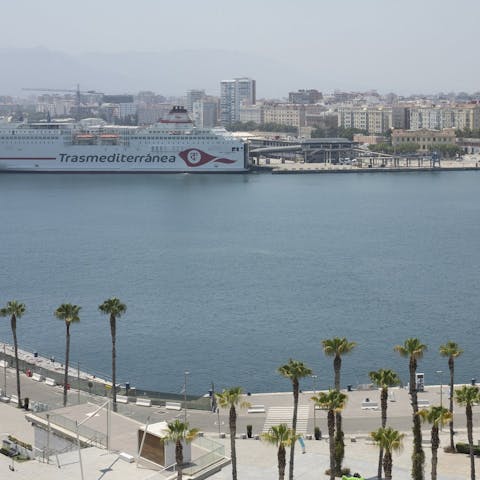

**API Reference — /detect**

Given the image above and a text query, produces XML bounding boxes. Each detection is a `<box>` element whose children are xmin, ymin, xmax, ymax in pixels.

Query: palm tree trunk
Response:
<box><xmin>383</xmin><ymin>451</ymin><xmax>393</xmax><ymax>480</ymax></box>
<box><xmin>176</xmin><ymin>439</ymin><xmax>183</xmax><ymax>480</ymax></box>
<box><xmin>333</xmin><ymin>355</ymin><xmax>344</xmax><ymax>475</ymax></box>
<box><xmin>328</xmin><ymin>409</ymin><xmax>335</xmax><ymax>480</ymax></box>
<box><xmin>63</xmin><ymin>323</ymin><xmax>70</xmax><ymax>407</ymax></box>
<box><xmin>11</xmin><ymin>315</ymin><xmax>22</xmax><ymax>408</ymax></box>
<box><xmin>431</xmin><ymin>425</ymin><xmax>439</xmax><ymax>480</ymax></box>
<box><xmin>333</xmin><ymin>355</ymin><xmax>341</xmax><ymax>390</ymax></box>
<box><xmin>229</xmin><ymin>405</ymin><xmax>237</xmax><ymax>480</ymax></box>
<box><xmin>466</xmin><ymin>405</ymin><xmax>475</xmax><ymax>480</ymax></box>
<box><xmin>278</xmin><ymin>444</ymin><xmax>286</xmax><ymax>480</ymax></box>
<box><xmin>377</xmin><ymin>446</ymin><xmax>384</xmax><ymax>480</ymax></box>
<box><xmin>335</xmin><ymin>412</ymin><xmax>344</xmax><ymax>476</ymax></box>
<box><xmin>378</xmin><ymin>387</ymin><xmax>388</xmax><ymax>479</ymax></box>
<box><xmin>448</xmin><ymin>357</ymin><xmax>455</xmax><ymax>451</ymax></box>
<box><xmin>288</xmin><ymin>379</ymin><xmax>298</xmax><ymax>480</ymax></box>
<box><xmin>410</xmin><ymin>357</ymin><xmax>424</xmax><ymax>480</ymax></box>
<box><xmin>110</xmin><ymin>315</ymin><xmax>117</xmax><ymax>412</ymax></box>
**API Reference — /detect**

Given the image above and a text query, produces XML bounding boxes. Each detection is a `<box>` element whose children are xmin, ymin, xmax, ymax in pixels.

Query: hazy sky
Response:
<box><xmin>2</xmin><ymin>0</ymin><xmax>479</xmax><ymax>95</ymax></box>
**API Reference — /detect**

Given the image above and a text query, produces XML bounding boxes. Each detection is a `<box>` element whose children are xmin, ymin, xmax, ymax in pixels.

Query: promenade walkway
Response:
<box><xmin>1</xmin><ymin>361</ymin><xmax>479</xmax><ymax>479</ymax></box>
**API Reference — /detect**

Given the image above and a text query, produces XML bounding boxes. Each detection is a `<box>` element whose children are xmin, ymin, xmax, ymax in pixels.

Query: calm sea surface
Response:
<box><xmin>0</xmin><ymin>171</ymin><xmax>479</xmax><ymax>395</ymax></box>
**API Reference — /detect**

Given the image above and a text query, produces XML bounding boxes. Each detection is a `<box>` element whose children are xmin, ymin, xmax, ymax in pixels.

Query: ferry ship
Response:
<box><xmin>0</xmin><ymin>106</ymin><xmax>249</xmax><ymax>173</ymax></box>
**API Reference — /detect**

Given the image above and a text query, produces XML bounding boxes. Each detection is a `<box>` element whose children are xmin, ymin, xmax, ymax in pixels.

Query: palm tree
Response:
<box><xmin>0</xmin><ymin>301</ymin><xmax>26</xmax><ymax>408</ymax></box>
<box><xmin>455</xmin><ymin>385</ymin><xmax>480</xmax><ymax>480</ymax></box>
<box><xmin>369</xmin><ymin>368</ymin><xmax>400</xmax><ymax>479</ymax></box>
<box><xmin>322</xmin><ymin>337</ymin><xmax>356</xmax><ymax>475</ymax></box>
<box><xmin>278</xmin><ymin>359</ymin><xmax>312</xmax><ymax>480</ymax></box>
<box><xmin>439</xmin><ymin>341</ymin><xmax>463</xmax><ymax>451</ymax></box>
<box><xmin>370</xmin><ymin>427</ymin><xmax>404</xmax><ymax>480</ymax></box>
<box><xmin>216</xmin><ymin>387</ymin><xmax>249</xmax><ymax>480</ymax></box>
<box><xmin>394</xmin><ymin>338</ymin><xmax>427</xmax><ymax>480</ymax></box>
<box><xmin>99</xmin><ymin>297</ymin><xmax>126</xmax><ymax>413</ymax></box>
<box><xmin>164</xmin><ymin>419</ymin><xmax>199</xmax><ymax>480</ymax></box>
<box><xmin>54</xmin><ymin>303</ymin><xmax>81</xmax><ymax>407</ymax></box>
<box><xmin>261</xmin><ymin>424</ymin><xmax>298</xmax><ymax>480</ymax></box>
<box><xmin>418</xmin><ymin>406</ymin><xmax>452</xmax><ymax>480</ymax></box>
<box><xmin>311</xmin><ymin>390</ymin><xmax>348</xmax><ymax>480</ymax></box>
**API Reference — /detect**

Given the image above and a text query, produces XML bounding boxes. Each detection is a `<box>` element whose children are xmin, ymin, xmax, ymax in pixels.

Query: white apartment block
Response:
<box><xmin>239</xmin><ymin>104</ymin><xmax>264</xmax><ymax>124</ymax></box>
<box><xmin>408</xmin><ymin>105</ymin><xmax>480</xmax><ymax>131</ymax></box>
<box><xmin>137</xmin><ymin>104</ymin><xmax>173</xmax><ymax>125</ymax></box>
<box><xmin>337</xmin><ymin>106</ymin><xmax>392</xmax><ymax>134</ymax></box>
<box><xmin>192</xmin><ymin>100</ymin><xmax>218</xmax><ymax>128</ymax></box>
<box><xmin>263</xmin><ymin>104</ymin><xmax>306</xmax><ymax>128</ymax></box>
<box><xmin>220</xmin><ymin>77</ymin><xmax>256</xmax><ymax>127</ymax></box>
<box><xmin>118</xmin><ymin>102</ymin><xmax>137</xmax><ymax>119</ymax></box>
<box><xmin>186</xmin><ymin>89</ymin><xmax>206</xmax><ymax>113</ymax></box>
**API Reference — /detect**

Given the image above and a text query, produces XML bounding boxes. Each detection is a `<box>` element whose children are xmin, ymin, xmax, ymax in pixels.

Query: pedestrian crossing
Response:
<box><xmin>262</xmin><ymin>404</ymin><xmax>310</xmax><ymax>434</ymax></box>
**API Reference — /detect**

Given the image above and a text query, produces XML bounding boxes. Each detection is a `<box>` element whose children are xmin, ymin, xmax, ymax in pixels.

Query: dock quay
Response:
<box><xmin>252</xmin><ymin>158</ymin><xmax>480</xmax><ymax>174</ymax></box>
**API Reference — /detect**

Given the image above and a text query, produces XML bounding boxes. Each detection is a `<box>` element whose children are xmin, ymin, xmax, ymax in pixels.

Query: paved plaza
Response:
<box><xmin>0</xmin><ymin>365</ymin><xmax>479</xmax><ymax>479</ymax></box>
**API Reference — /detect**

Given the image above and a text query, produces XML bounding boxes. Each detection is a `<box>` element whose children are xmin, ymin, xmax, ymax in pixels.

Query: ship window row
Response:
<box><xmin>0</xmin><ymin>136</ymin><xmax>58</xmax><ymax>140</ymax></box>
<box><xmin>0</xmin><ymin>140</ymin><xmax>55</xmax><ymax>144</ymax></box>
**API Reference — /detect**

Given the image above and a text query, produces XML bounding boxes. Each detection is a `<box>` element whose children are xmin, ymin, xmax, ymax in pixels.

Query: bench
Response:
<box><xmin>32</xmin><ymin>373</ymin><xmax>44</xmax><ymax>382</ymax></box>
<box><xmin>10</xmin><ymin>394</ymin><xmax>19</xmax><ymax>404</ymax></box>
<box><xmin>418</xmin><ymin>400</ymin><xmax>430</xmax><ymax>408</ymax></box>
<box><xmin>116</xmin><ymin>395</ymin><xmax>129</xmax><ymax>404</ymax></box>
<box><xmin>247</xmin><ymin>405</ymin><xmax>266</xmax><ymax>414</ymax></box>
<box><xmin>361</xmin><ymin>401</ymin><xmax>379</xmax><ymax>410</ymax></box>
<box><xmin>0</xmin><ymin>396</ymin><xmax>10</xmax><ymax>403</ymax></box>
<box><xmin>165</xmin><ymin>401</ymin><xmax>182</xmax><ymax>411</ymax></box>
<box><xmin>45</xmin><ymin>377</ymin><xmax>56</xmax><ymax>386</ymax></box>
<box><xmin>136</xmin><ymin>398</ymin><xmax>152</xmax><ymax>407</ymax></box>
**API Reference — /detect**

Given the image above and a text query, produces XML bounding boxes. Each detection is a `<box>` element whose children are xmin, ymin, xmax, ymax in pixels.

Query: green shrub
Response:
<box><xmin>456</xmin><ymin>442</ymin><xmax>480</xmax><ymax>455</ymax></box>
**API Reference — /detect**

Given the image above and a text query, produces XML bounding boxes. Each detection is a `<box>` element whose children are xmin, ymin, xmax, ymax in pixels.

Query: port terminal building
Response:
<box><xmin>248</xmin><ymin>137</ymin><xmax>354</xmax><ymax>164</ymax></box>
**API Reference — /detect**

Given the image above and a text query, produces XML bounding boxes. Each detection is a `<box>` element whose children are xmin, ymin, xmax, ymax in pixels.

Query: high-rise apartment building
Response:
<box><xmin>186</xmin><ymin>89</ymin><xmax>206</xmax><ymax>113</ymax></box>
<box><xmin>220</xmin><ymin>77</ymin><xmax>256</xmax><ymax>127</ymax></box>
<box><xmin>192</xmin><ymin>99</ymin><xmax>219</xmax><ymax>128</ymax></box>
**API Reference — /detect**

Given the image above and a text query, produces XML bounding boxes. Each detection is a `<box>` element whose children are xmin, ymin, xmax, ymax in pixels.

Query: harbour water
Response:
<box><xmin>0</xmin><ymin>171</ymin><xmax>479</xmax><ymax>395</ymax></box>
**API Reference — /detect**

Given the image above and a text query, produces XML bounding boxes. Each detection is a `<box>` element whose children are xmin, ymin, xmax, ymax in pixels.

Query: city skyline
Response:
<box><xmin>1</xmin><ymin>0</ymin><xmax>479</xmax><ymax>96</ymax></box>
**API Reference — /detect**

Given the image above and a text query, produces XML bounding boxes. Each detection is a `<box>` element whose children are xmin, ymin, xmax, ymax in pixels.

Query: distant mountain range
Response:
<box><xmin>0</xmin><ymin>47</ymin><xmax>306</xmax><ymax>98</ymax></box>
<box><xmin>3</xmin><ymin>47</ymin><xmax>477</xmax><ymax>99</ymax></box>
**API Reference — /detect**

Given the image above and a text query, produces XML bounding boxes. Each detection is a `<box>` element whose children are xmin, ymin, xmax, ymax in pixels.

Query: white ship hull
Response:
<box><xmin>0</xmin><ymin>144</ymin><xmax>248</xmax><ymax>173</ymax></box>
<box><xmin>0</xmin><ymin>107</ymin><xmax>249</xmax><ymax>173</ymax></box>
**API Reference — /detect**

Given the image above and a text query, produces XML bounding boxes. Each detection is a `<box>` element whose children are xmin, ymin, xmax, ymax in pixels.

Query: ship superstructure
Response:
<box><xmin>0</xmin><ymin>107</ymin><xmax>248</xmax><ymax>172</ymax></box>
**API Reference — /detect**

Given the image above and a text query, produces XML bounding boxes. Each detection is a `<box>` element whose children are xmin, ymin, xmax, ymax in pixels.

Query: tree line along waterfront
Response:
<box><xmin>1</xmin><ymin>301</ymin><xmax>478</xmax><ymax>480</ymax></box>
<box><xmin>217</xmin><ymin>339</ymin><xmax>477</xmax><ymax>480</ymax></box>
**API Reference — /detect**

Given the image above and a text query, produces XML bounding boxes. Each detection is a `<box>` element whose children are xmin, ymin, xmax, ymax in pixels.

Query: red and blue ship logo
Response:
<box><xmin>179</xmin><ymin>149</ymin><xmax>236</xmax><ymax>167</ymax></box>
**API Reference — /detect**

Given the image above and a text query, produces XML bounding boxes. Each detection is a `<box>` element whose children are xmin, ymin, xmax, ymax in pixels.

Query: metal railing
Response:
<box><xmin>182</xmin><ymin>436</ymin><xmax>225</xmax><ymax>476</ymax></box>
<box><xmin>34</xmin><ymin>411</ymin><xmax>107</xmax><ymax>448</ymax></box>
<box><xmin>0</xmin><ymin>344</ymin><xmax>211</xmax><ymax>410</ymax></box>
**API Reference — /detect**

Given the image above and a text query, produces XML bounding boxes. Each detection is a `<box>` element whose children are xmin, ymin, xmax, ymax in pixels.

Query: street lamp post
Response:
<box><xmin>436</xmin><ymin>370</ymin><xmax>443</xmax><ymax>431</ymax></box>
<box><xmin>311</xmin><ymin>375</ymin><xmax>318</xmax><ymax>432</ymax></box>
<box><xmin>184</xmin><ymin>371</ymin><xmax>190</xmax><ymax>423</ymax></box>
<box><xmin>436</xmin><ymin>370</ymin><xmax>443</xmax><ymax>408</ymax></box>
<box><xmin>3</xmin><ymin>344</ymin><xmax>7</xmax><ymax>396</ymax></box>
